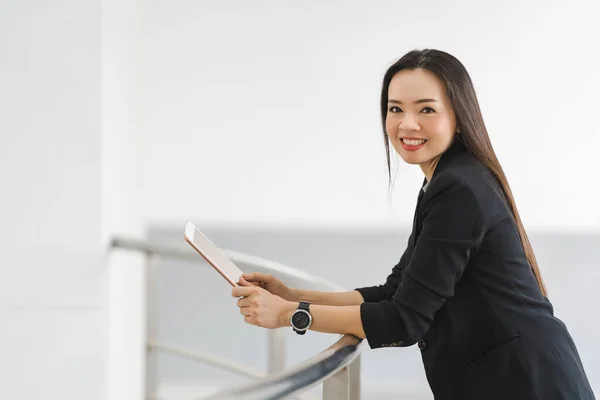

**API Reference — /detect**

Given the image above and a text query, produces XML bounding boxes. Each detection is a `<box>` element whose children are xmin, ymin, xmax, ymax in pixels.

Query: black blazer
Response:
<box><xmin>356</xmin><ymin>139</ymin><xmax>595</xmax><ymax>400</ymax></box>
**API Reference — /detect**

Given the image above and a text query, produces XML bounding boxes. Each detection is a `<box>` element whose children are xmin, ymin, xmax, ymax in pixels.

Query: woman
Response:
<box><xmin>232</xmin><ymin>49</ymin><xmax>595</xmax><ymax>399</ymax></box>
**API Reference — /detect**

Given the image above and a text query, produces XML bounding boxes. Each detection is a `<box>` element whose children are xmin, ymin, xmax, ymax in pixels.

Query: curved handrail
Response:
<box><xmin>110</xmin><ymin>237</ymin><xmax>345</xmax><ymax>292</ymax></box>
<box><xmin>111</xmin><ymin>236</ymin><xmax>363</xmax><ymax>400</ymax></box>
<box><xmin>201</xmin><ymin>334</ymin><xmax>362</xmax><ymax>400</ymax></box>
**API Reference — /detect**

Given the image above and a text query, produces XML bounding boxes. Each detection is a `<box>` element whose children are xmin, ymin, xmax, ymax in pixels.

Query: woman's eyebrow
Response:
<box><xmin>388</xmin><ymin>98</ymin><xmax>438</xmax><ymax>104</ymax></box>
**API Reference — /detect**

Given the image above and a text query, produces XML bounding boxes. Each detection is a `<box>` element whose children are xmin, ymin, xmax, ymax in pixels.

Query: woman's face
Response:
<box><xmin>385</xmin><ymin>68</ymin><xmax>458</xmax><ymax>179</ymax></box>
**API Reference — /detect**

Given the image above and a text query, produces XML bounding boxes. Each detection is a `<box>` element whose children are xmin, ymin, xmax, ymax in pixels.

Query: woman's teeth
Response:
<box><xmin>402</xmin><ymin>138</ymin><xmax>427</xmax><ymax>146</ymax></box>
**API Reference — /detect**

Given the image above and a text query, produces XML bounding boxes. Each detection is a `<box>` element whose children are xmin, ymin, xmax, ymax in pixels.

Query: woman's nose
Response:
<box><xmin>399</xmin><ymin>114</ymin><xmax>419</xmax><ymax>131</ymax></box>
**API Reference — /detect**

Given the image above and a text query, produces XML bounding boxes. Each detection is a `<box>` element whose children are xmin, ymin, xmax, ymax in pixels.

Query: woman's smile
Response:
<box><xmin>400</xmin><ymin>137</ymin><xmax>428</xmax><ymax>151</ymax></box>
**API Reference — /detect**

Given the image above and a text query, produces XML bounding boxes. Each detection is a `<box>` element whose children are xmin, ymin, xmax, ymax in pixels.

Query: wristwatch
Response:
<box><xmin>290</xmin><ymin>301</ymin><xmax>312</xmax><ymax>335</ymax></box>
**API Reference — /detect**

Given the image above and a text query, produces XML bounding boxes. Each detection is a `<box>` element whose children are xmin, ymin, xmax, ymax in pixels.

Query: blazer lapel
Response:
<box><xmin>409</xmin><ymin>138</ymin><xmax>468</xmax><ymax>247</ymax></box>
<box><xmin>410</xmin><ymin>178</ymin><xmax>429</xmax><ymax>248</ymax></box>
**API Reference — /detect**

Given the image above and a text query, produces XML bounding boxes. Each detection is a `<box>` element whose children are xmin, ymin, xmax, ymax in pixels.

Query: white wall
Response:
<box><xmin>0</xmin><ymin>1</ymin><xmax>105</xmax><ymax>399</ymax></box>
<box><xmin>0</xmin><ymin>1</ymin><xmax>146</xmax><ymax>399</ymax></box>
<box><xmin>140</xmin><ymin>0</ymin><xmax>600</xmax><ymax>233</ymax></box>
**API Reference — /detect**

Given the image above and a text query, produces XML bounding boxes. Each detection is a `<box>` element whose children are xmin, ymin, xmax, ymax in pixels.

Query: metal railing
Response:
<box><xmin>111</xmin><ymin>236</ymin><xmax>363</xmax><ymax>400</ymax></box>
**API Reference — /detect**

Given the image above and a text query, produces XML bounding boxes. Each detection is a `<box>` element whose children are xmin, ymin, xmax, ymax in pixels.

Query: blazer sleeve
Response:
<box><xmin>359</xmin><ymin>175</ymin><xmax>487</xmax><ymax>348</ymax></box>
<box><xmin>354</xmin><ymin>233</ymin><xmax>413</xmax><ymax>303</ymax></box>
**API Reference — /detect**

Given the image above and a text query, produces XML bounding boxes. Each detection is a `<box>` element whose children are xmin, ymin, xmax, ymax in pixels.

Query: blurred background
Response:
<box><xmin>1</xmin><ymin>0</ymin><xmax>599</xmax><ymax>399</ymax></box>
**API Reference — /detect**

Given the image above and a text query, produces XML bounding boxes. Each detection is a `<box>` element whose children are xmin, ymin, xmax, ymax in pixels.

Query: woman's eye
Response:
<box><xmin>388</xmin><ymin>106</ymin><xmax>435</xmax><ymax>114</ymax></box>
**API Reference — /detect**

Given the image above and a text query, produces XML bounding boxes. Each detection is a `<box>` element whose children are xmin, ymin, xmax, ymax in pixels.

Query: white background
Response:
<box><xmin>141</xmin><ymin>0</ymin><xmax>600</xmax><ymax>232</ymax></box>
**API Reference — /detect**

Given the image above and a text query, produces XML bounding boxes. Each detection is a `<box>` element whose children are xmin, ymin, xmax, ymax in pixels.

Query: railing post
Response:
<box><xmin>145</xmin><ymin>253</ymin><xmax>159</xmax><ymax>399</ymax></box>
<box><xmin>349</xmin><ymin>355</ymin><xmax>361</xmax><ymax>400</ymax></box>
<box><xmin>323</xmin><ymin>365</ymin><xmax>350</xmax><ymax>400</ymax></box>
<box><xmin>267</xmin><ymin>328</ymin><xmax>286</xmax><ymax>374</ymax></box>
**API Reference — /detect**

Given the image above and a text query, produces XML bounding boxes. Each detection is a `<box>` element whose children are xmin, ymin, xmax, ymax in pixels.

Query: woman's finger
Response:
<box><xmin>239</xmin><ymin>306</ymin><xmax>251</xmax><ymax>317</ymax></box>
<box><xmin>237</xmin><ymin>297</ymin><xmax>251</xmax><ymax>308</ymax></box>
<box><xmin>238</xmin><ymin>277</ymin><xmax>253</xmax><ymax>286</ymax></box>
<box><xmin>232</xmin><ymin>285</ymin><xmax>254</xmax><ymax>297</ymax></box>
<box><xmin>243</xmin><ymin>272</ymin><xmax>273</xmax><ymax>283</ymax></box>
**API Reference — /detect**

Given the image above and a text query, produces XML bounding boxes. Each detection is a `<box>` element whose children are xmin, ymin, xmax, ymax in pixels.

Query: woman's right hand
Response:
<box><xmin>241</xmin><ymin>272</ymin><xmax>295</xmax><ymax>301</ymax></box>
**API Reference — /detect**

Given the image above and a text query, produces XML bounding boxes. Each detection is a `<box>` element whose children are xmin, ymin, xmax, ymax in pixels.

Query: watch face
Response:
<box><xmin>292</xmin><ymin>309</ymin><xmax>311</xmax><ymax>330</ymax></box>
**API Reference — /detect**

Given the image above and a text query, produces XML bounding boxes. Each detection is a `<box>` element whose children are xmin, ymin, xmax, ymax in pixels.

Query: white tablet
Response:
<box><xmin>184</xmin><ymin>221</ymin><xmax>243</xmax><ymax>287</ymax></box>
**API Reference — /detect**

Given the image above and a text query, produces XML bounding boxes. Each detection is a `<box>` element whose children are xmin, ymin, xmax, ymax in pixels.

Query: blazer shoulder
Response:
<box><xmin>427</xmin><ymin>153</ymin><xmax>489</xmax><ymax>192</ymax></box>
<box><xmin>427</xmin><ymin>153</ymin><xmax>512</xmax><ymax>225</ymax></box>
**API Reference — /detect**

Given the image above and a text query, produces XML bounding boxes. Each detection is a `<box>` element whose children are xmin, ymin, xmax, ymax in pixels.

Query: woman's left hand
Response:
<box><xmin>232</xmin><ymin>277</ymin><xmax>295</xmax><ymax>329</ymax></box>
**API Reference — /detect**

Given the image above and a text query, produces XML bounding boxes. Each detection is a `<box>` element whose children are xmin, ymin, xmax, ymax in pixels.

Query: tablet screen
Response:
<box><xmin>184</xmin><ymin>221</ymin><xmax>243</xmax><ymax>286</ymax></box>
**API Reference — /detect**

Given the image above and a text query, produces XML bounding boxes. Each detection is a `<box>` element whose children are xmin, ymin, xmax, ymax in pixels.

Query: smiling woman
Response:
<box><xmin>232</xmin><ymin>49</ymin><xmax>596</xmax><ymax>400</ymax></box>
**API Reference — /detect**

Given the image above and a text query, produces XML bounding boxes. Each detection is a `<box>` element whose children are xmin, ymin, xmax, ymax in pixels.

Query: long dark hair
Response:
<box><xmin>381</xmin><ymin>49</ymin><xmax>547</xmax><ymax>296</ymax></box>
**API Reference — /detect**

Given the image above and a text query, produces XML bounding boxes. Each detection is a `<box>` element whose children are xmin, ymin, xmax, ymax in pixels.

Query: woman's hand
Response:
<box><xmin>241</xmin><ymin>272</ymin><xmax>295</xmax><ymax>301</ymax></box>
<box><xmin>232</xmin><ymin>277</ymin><xmax>296</xmax><ymax>329</ymax></box>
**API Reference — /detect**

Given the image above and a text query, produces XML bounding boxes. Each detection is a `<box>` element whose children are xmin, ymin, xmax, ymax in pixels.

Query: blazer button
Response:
<box><xmin>417</xmin><ymin>340</ymin><xmax>427</xmax><ymax>350</ymax></box>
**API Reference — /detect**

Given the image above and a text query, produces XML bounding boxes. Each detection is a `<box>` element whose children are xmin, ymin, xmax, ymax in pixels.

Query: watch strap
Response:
<box><xmin>298</xmin><ymin>301</ymin><xmax>310</xmax><ymax>311</ymax></box>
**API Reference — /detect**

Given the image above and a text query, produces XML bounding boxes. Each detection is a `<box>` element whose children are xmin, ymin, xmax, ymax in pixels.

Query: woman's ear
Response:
<box><xmin>455</xmin><ymin>130</ymin><xmax>463</xmax><ymax>143</ymax></box>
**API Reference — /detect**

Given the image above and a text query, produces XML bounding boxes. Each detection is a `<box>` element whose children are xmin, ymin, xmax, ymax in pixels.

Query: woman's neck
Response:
<box><xmin>420</xmin><ymin>155</ymin><xmax>442</xmax><ymax>182</ymax></box>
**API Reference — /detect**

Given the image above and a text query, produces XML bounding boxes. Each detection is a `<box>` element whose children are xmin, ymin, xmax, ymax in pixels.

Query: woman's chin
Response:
<box><xmin>397</xmin><ymin>153</ymin><xmax>426</xmax><ymax>165</ymax></box>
